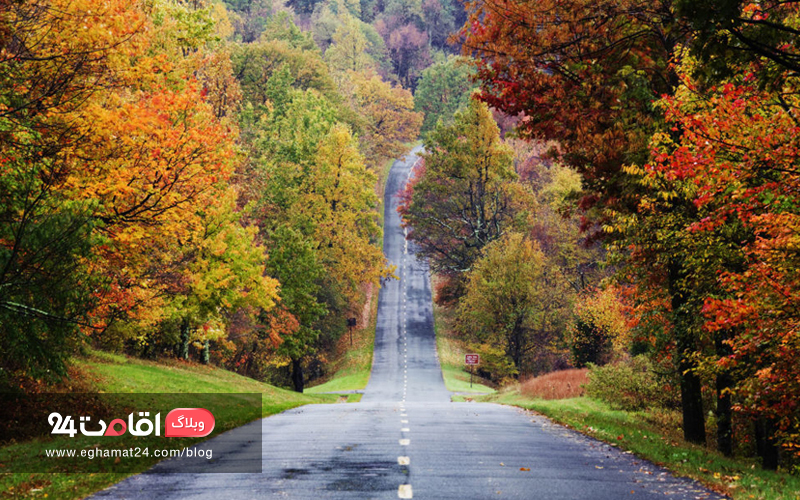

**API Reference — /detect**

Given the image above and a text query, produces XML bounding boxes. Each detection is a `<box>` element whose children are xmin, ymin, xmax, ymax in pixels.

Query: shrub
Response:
<box><xmin>520</xmin><ymin>368</ymin><xmax>588</xmax><ymax>400</ymax></box>
<box><xmin>585</xmin><ymin>356</ymin><xmax>670</xmax><ymax>411</ymax></box>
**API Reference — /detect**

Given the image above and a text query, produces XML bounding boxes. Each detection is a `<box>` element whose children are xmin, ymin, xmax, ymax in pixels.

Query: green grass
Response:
<box><xmin>433</xmin><ymin>300</ymin><xmax>495</xmax><ymax>395</ymax></box>
<box><xmin>439</xmin><ymin>365</ymin><xmax>495</xmax><ymax>393</ymax></box>
<box><xmin>304</xmin><ymin>371</ymin><xmax>370</xmax><ymax>394</ymax></box>
<box><xmin>80</xmin><ymin>351</ymin><xmax>331</xmax><ymax>411</ymax></box>
<box><xmin>480</xmin><ymin>390</ymin><xmax>800</xmax><ymax>500</ymax></box>
<box><xmin>1</xmin><ymin>351</ymin><xmax>335</xmax><ymax>500</ymax></box>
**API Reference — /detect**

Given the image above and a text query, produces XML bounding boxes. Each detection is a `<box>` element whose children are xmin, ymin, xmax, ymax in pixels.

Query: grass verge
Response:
<box><xmin>1</xmin><ymin>351</ymin><xmax>335</xmax><ymax>500</ymax></box>
<box><xmin>433</xmin><ymin>300</ymin><xmax>495</xmax><ymax>394</ymax></box>
<box><xmin>478</xmin><ymin>390</ymin><xmax>800</xmax><ymax>500</ymax></box>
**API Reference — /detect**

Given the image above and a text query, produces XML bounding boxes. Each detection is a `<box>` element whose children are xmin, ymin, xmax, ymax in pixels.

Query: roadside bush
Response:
<box><xmin>520</xmin><ymin>368</ymin><xmax>588</xmax><ymax>400</ymax></box>
<box><xmin>585</xmin><ymin>356</ymin><xmax>671</xmax><ymax>411</ymax></box>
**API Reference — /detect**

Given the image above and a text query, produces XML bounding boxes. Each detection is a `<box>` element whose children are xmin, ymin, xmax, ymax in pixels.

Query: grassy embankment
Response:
<box><xmin>305</xmin><ymin>141</ymin><xmax>422</xmax><ymax>397</ymax></box>
<box><xmin>1</xmin><ymin>351</ymin><xmax>336</xmax><ymax>500</ymax></box>
<box><xmin>433</xmin><ymin>302</ymin><xmax>495</xmax><ymax>395</ymax></box>
<box><xmin>472</xmin><ymin>376</ymin><xmax>800</xmax><ymax>500</ymax></box>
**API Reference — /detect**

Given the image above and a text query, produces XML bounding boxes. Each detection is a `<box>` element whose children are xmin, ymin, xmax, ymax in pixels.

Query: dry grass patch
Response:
<box><xmin>520</xmin><ymin>368</ymin><xmax>588</xmax><ymax>400</ymax></box>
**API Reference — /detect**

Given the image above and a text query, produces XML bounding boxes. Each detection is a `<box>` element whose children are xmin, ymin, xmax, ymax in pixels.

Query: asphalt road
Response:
<box><xmin>93</xmin><ymin>147</ymin><xmax>725</xmax><ymax>499</ymax></box>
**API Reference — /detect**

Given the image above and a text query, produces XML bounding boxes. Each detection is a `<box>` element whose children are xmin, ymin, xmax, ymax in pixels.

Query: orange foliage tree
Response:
<box><xmin>0</xmin><ymin>0</ymin><xmax>280</xmax><ymax>379</ymax></box>
<box><xmin>646</xmin><ymin>62</ymin><xmax>800</xmax><ymax>463</ymax></box>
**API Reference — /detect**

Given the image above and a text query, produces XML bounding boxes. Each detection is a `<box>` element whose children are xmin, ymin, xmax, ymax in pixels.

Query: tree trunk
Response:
<box><xmin>201</xmin><ymin>340</ymin><xmax>210</xmax><ymax>365</ymax></box>
<box><xmin>669</xmin><ymin>260</ymin><xmax>706</xmax><ymax>445</ymax></box>
<box><xmin>179</xmin><ymin>319</ymin><xmax>190</xmax><ymax>361</ymax></box>
<box><xmin>506</xmin><ymin>316</ymin><xmax>524</xmax><ymax>376</ymax></box>
<box><xmin>291</xmin><ymin>358</ymin><xmax>304</xmax><ymax>393</ymax></box>
<box><xmin>678</xmin><ymin>351</ymin><xmax>706</xmax><ymax>444</ymax></box>
<box><xmin>755</xmin><ymin>418</ymin><xmax>780</xmax><ymax>470</ymax></box>
<box><xmin>715</xmin><ymin>332</ymin><xmax>733</xmax><ymax>456</ymax></box>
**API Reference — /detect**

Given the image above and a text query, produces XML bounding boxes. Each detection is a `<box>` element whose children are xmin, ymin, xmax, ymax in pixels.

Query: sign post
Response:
<box><xmin>465</xmin><ymin>354</ymin><xmax>480</xmax><ymax>388</ymax></box>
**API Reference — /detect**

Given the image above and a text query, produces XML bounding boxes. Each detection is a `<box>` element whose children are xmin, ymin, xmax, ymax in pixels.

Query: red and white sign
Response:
<box><xmin>165</xmin><ymin>408</ymin><xmax>215</xmax><ymax>438</ymax></box>
<box><xmin>465</xmin><ymin>354</ymin><xmax>480</xmax><ymax>366</ymax></box>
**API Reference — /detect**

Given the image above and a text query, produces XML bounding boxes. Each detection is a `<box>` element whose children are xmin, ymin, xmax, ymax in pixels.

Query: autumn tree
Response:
<box><xmin>399</xmin><ymin>99</ymin><xmax>521</xmax><ymax>296</ymax></box>
<box><xmin>258</xmin><ymin>120</ymin><xmax>392</xmax><ymax>390</ymax></box>
<box><xmin>291</xmin><ymin>124</ymin><xmax>391</xmax><ymax>302</ymax></box>
<box><xmin>675</xmin><ymin>0</ymin><xmax>800</xmax><ymax>83</ymax></box>
<box><xmin>421</xmin><ymin>0</ymin><xmax>457</xmax><ymax>50</ymax></box>
<box><xmin>639</xmin><ymin>58</ymin><xmax>800</xmax><ymax>465</ymax></box>
<box><xmin>165</xmin><ymin>189</ymin><xmax>280</xmax><ymax>364</ymax></box>
<box><xmin>568</xmin><ymin>287</ymin><xmax>629</xmax><ymax>368</ymax></box>
<box><xmin>414</xmin><ymin>55</ymin><xmax>475</xmax><ymax>133</ymax></box>
<box><xmin>461</xmin><ymin>0</ymin><xmax>681</xmax><ymax>220</ymax></box>
<box><xmin>260</xmin><ymin>12</ymin><xmax>318</xmax><ymax>51</ymax></box>
<box><xmin>311</xmin><ymin>0</ymin><xmax>365</xmax><ymax>50</ymax></box>
<box><xmin>0</xmin><ymin>0</ymin><xmax>285</xmax><ymax>381</ymax></box>
<box><xmin>385</xmin><ymin>23</ymin><xmax>430</xmax><ymax>89</ymax></box>
<box><xmin>232</xmin><ymin>39</ymin><xmax>338</xmax><ymax>107</ymax></box>
<box><xmin>222</xmin><ymin>0</ymin><xmax>281</xmax><ymax>42</ymax></box>
<box><xmin>350</xmin><ymin>71</ymin><xmax>422</xmax><ymax>167</ymax></box>
<box><xmin>238</xmin><ymin>71</ymin><xmax>391</xmax><ymax>388</ymax></box>
<box><xmin>519</xmin><ymin>155</ymin><xmax>606</xmax><ymax>372</ymax></box>
<box><xmin>457</xmin><ymin>233</ymin><xmax>546</xmax><ymax>377</ymax></box>
<box><xmin>265</xmin><ymin>226</ymin><xmax>327</xmax><ymax>392</ymax></box>
<box><xmin>462</xmin><ymin>0</ymin><xmax>800</xmax><ymax>460</ymax></box>
<box><xmin>459</xmin><ymin>0</ymin><xmax>723</xmax><ymax>446</ymax></box>
<box><xmin>0</xmin><ymin>0</ymin><xmax>145</xmax><ymax>379</ymax></box>
<box><xmin>325</xmin><ymin>16</ymin><xmax>373</xmax><ymax>73</ymax></box>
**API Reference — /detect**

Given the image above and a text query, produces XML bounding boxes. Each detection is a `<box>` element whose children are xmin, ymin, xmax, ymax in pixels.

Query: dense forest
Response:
<box><xmin>0</xmin><ymin>0</ymin><xmax>443</xmax><ymax>392</ymax></box>
<box><xmin>2</xmin><ymin>0</ymin><xmax>800</xmax><ymax>475</ymax></box>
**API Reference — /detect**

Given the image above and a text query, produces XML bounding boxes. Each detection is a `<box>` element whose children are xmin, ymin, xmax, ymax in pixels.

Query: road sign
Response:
<box><xmin>465</xmin><ymin>354</ymin><xmax>480</xmax><ymax>388</ymax></box>
<box><xmin>465</xmin><ymin>354</ymin><xmax>480</xmax><ymax>366</ymax></box>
